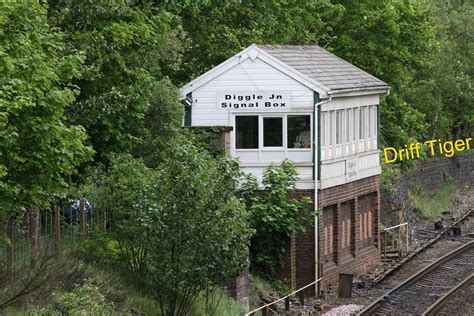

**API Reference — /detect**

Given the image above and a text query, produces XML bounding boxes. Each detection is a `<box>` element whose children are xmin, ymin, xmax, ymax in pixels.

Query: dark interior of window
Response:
<box><xmin>236</xmin><ymin>116</ymin><xmax>258</xmax><ymax>149</ymax></box>
<box><xmin>287</xmin><ymin>115</ymin><xmax>310</xmax><ymax>148</ymax></box>
<box><xmin>263</xmin><ymin>117</ymin><xmax>283</xmax><ymax>147</ymax></box>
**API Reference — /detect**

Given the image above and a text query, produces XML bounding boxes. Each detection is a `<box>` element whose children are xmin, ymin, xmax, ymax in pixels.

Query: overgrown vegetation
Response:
<box><xmin>241</xmin><ymin>160</ymin><xmax>313</xmax><ymax>277</ymax></box>
<box><xmin>77</xmin><ymin>138</ymin><xmax>252</xmax><ymax>315</ymax></box>
<box><xmin>249</xmin><ymin>274</ymin><xmax>290</xmax><ymax>311</ymax></box>
<box><xmin>2</xmin><ymin>253</ymin><xmax>242</xmax><ymax>315</ymax></box>
<box><xmin>409</xmin><ymin>179</ymin><xmax>457</xmax><ymax>220</ymax></box>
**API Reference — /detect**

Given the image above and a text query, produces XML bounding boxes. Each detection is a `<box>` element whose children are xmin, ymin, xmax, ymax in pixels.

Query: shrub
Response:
<box><xmin>54</xmin><ymin>278</ymin><xmax>114</xmax><ymax>314</ymax></box>
<box><xmin>83</xmin><ymin>138</ymin><xmax>252</xmax><ymax>315</ymax></box>
<box><xmin>241</xmin><ymin>160</ymin><xmax>313</xmax><ymax>277</ymax></box>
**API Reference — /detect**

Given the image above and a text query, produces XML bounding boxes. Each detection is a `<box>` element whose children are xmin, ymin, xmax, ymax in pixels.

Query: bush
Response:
<box><xmin>241</xmin><ymin>160</ymin><xmax>313</xmax><ymax>277</ymax></box>
<box><xmin>83</xmin><ymin>137</ymin><xmax>252</xmax><ymax>315</ymax></box>
<box><xmin>54</xmin><ymin>278</ymin><xmax>114</xmax><ymax>315</ymax></box>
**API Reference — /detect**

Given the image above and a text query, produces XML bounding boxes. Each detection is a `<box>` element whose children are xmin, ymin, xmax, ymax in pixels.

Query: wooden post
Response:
<box><xmin>299</xmin><ymin>291</ymin><xmax>304</xmax><ymax>305</ymax></box>
<box><xmin>30</xmin><ymin>208</ymin><xmax>39</xmax><ymax>269</ymax></box>
<box><xmin>285</xmin><ymin>297</ymin><xmax>290</xmax><ymax>312</ymax></box>
<box><xmin>6</xmin><ymin>218</ymin><xmax>13</xmax><ymax>275</ymax></box>
<box><xmin>54</xmin><ymin>206</ymin><xmax>61</xmax><ymax>259</ymax></box>
<box><xmin>79</xmin><ymin>199</ymin><xmax>86</xmax><ymax>234</ymax></box>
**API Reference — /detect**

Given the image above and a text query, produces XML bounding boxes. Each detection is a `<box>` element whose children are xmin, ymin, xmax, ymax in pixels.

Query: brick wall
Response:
<box><xmin>227</xmin><ymin>266</ymin><xmax>250</xmax><ymax>312</ymax></box>
<box><xmin>282</xmin><ymin>175</ymin><xmax>381</xmax><ymax>295</ymax></box>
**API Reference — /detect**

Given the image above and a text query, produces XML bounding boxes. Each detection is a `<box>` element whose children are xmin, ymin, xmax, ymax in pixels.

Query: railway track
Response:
<box><xmin>358</xmin><ymin>241</ymin><xmax>474</xmax><ymax>315</ymax></box>
<box><xmin>373</xmin><ymin>209</ymin><xmax>472</xmax><ymax>284</ymax></box>
<box><xmin>423</xmin><ymin>273</ymin><xmax>473</xmax><ymax>316</ymax></box>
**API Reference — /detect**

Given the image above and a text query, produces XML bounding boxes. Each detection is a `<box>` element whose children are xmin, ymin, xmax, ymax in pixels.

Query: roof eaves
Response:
<box><xmin>328</xmin><ymin>85</ymin><xmax>391</xmax><ymax>97</ymax></box>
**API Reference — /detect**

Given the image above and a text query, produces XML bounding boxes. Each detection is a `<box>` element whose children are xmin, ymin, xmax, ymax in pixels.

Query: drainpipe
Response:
<box><xmin>314</xmin><ymin>94</ymin><xmax>332</xmax><ymax>295</ymax></box>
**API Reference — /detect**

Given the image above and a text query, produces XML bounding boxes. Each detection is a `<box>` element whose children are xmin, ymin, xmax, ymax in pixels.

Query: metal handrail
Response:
<box><xmin>245</xmin><ymin>278</ymin><xmax>322</xmax><ymax>315</ymax></box>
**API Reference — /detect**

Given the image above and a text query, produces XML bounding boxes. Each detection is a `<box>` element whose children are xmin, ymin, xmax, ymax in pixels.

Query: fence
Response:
<box><xmin>381</xmin><ymin>222</ymin><xmax>409</xmax><ymax>262</ymax></box>
<box><xmin>245</xmin><ymin>278</ymin><xmax>322</xmax><ymax>315</ymax></box>
<box><xmin>0</xmin><ymin>199</ymin><xmax>108</xmax><ymax>276</ymax></box>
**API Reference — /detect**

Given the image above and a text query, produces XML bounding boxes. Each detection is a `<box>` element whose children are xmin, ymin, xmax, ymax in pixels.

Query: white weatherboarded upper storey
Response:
<box><xmin>181</xmin><ymin>44</ymin><xmax>389</xmax><ymax>189</ymax></box>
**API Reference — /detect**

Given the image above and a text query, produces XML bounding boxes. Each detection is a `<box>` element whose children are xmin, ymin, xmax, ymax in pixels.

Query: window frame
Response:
<box><xmin>233</xmin><ymin>113</ymin><xmax>313</xmax><ymax>153</ymax></box>
<box><xmin>235</xmin><ymin>115</ymin><xmax>259</xmax><ymax>149</ymax></box>
<box><xmin>287</xmin><ymin>114</ymin><xmax>312</xmax><ymax>150</ymax></box>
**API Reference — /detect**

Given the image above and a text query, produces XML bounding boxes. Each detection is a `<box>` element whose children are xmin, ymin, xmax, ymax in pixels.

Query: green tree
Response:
<box><xmin>429</xmin><ymin>0</ymin><xmax>473</xmax><ymax>138</ymax></box>
<box><xmin>0</xmin><ymin>1</ymin><xmax>91</xmax><ymax>213</ymax></box>
<box><xmin>85</xmin><ymin>136</ymin><xmax>252</xmax><ymax>315</ymax></box>
<box><xmin>49</xmin><ymin>0</ymin><xmax>184</xmax><ymax>165</ymax></box>
<box><xmin>157</xmin><ymin>0</ymin><xmax>344</xmax><ymax>84</ymax></box>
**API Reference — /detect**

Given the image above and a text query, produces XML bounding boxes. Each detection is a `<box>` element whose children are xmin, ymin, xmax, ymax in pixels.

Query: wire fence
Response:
<box><xmin>0</xmin><ymin>199</ymin><xmax>109</xmax><ymax>276</ymax></box>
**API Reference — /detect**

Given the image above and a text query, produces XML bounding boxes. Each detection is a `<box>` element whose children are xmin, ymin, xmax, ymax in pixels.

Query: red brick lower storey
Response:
<box><xmin>284</xmin><ymin>175</ymin><xmax>381</xmax><ymax>296</ymax></box>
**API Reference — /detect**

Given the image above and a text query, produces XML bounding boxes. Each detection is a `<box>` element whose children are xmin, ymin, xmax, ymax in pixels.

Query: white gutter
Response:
<box><xmin>314</xmin><ymin>95</ymin><xmax>332</xmax><ymax>295</ymax></box>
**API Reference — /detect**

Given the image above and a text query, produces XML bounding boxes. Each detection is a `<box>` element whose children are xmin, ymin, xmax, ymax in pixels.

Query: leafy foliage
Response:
<box><xmin>188</xmin><ymin>126</ymin><xmax>232</xmax><ymax>157</ymax></box>
<box><xmin>429</xmin><ymin>0</ymin><xmax>473</xmax><ymax>138</ymax></box>
<box><xmin>0</xmin><ymin>1</ymin><xmax>91</xmax><ymax>213</ymax></box>
<box><xmin>82</xmin><ymin>137</ymin><xmax>252</xmax><ymax>315</ymax></box>
<box><xmin>49</xmin><ymin>0</ymin><xmax>184</xmax><ymax>165</ymax></box>
<box><xmin>241</xmin><ymin>160</ymin><xmax>313</xmax><ymax>277</ymax></box>
<box><xmin>158</xmin><ymin>0</ymin><xmax>344</xmax><ymax>85</ymax></box>
<box><xmin>54</xmin><ymin>278</ymin><xmax>114</xmax><ymax>314</ymax></box>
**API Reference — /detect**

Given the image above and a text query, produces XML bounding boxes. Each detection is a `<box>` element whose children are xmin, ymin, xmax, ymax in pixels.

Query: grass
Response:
<box><xmin>1</xmin><ymin>251</ymin><xmax>245</xmax><ymax>316</ymax></box>
<box><xmin>409</xmin><ymin>179</ymin><xmax>458</xmax><ymax>220</ymax></box>
<box><xmin>190</xmin><ymin>287</ymin><xmax>244</xmax><ymax>316</ymax></box>
<box><xmin>248</xmin><ymin>274</ymin><xmax>290</xmax><ymax>315</ymax></box>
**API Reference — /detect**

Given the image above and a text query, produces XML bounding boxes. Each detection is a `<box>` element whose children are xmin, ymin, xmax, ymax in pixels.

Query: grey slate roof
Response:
<box><xmin>257</xmin><ymin>45</ymin><xmax>389</xmax><ymax>93</ymax></box>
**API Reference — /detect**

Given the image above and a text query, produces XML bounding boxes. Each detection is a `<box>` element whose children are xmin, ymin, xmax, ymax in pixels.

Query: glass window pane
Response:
<box><xmin>353</xmin><ymin>108</ymin><xmax>358</xmax><ymax>141</ymax></box>
<box><xmin>368</xmin><ymin>106</ymin><xmax>372</xmax><ymax>138</ymax></box>
<box><xmin>336</xmin><ymin>111</ymin><xmax>343</xmax><ymax>145</ymax></box>
<box><xmin>329</xmin><ymin>111</ymin><xmax>333</xmax><ymax>146</ymax></box>
<box><xmin>236</xmin><ymin>116</ymin><xmax>258</xmax><ymax>149</ymax></box>
<box><xmin>346</xmin><ymin>109</ymin><xmax>350</xmax><ymax>143</ymax></box>
<box><xmin>374</xmin><ymin>106</ymin><xmax>378</xmax><ymax>137</ymax></box>
<box><xmin>288</xmin><ymin>115</ymin><xmax>311</xmax><ymax>148</ymax></box>
<box><xmin>359</xmin><ymin>107</ymin><xmax>366</xmax><ymax>139</ymax></box>
<box><xmin>263</xmin><ymin>117</ymin><xmax>283</xmax><ymax>147</ymax></box>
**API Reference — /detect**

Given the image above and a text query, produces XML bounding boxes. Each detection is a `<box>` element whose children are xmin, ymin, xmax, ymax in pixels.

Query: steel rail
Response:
<box><xmin>374</xmin><ymin>209</ymin><xmax>472</xmax><ymax>284</ymax></box>
<box><xmin>358</xmin><ymin>241</ymin><xmax>474</xmax><ymax>315</ymax></box>
<box><xmin>422</xmin><ymin>273</ymin><xmax>473</xmax><ymax>316</ymax></box>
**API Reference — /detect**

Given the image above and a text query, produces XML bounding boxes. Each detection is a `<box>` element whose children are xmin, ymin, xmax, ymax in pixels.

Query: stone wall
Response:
<box><xmin>381</xmin><ymin>152</ymin><xmax>473</xmax><ymax>227</ymax></box>
<box><xmin>403</xmin><ymin>153</ymin><xmax>473</xmax><ymax>191</ymax></box>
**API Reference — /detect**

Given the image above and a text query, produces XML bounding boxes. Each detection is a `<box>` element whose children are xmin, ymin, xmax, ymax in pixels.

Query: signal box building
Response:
<box><xmin>181</xmin><ymin>45</ymin><xmax>389</xmax><ymax>297</ymax></box>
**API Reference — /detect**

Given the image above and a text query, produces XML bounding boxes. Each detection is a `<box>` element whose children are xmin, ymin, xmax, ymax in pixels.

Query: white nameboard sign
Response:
<box><xmin>217</xmin><ymin>91</ymin><xmax>290</xmax><ymax>110</ymax></box>
<box><xmin>346</xmin><ymin>158</ymin><xmax>359</xmax><ymax>181</ymax></box>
